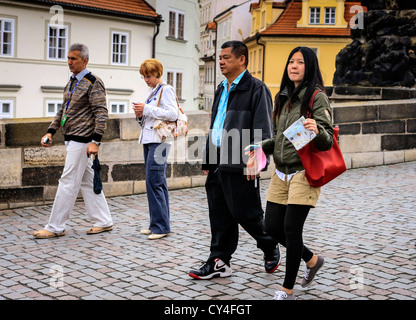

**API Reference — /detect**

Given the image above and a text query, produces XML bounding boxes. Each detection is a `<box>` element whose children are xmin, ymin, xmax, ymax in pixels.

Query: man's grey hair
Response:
<box><xmin>69</xmin><ymin>43</ymin><xmax>89</xmax><ymax>60</ymax></box>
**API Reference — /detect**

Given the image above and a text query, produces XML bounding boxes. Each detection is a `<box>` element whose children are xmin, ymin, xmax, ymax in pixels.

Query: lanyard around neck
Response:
<box><xmin>66</xmin><ymin>77</ymin><xmax>82</xmax><ymax>110</ymax></box>
<box><xmin>146</xmin><ymin>83</ymin><xmax>164</xmax><ymax>104</ymax></box>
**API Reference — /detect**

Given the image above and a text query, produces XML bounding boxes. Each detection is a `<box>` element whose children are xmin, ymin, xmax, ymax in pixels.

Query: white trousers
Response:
<box><xmin>45</xmin><ymin>141</ymin><xmax>113</xmax><ymax>233</ymax></box>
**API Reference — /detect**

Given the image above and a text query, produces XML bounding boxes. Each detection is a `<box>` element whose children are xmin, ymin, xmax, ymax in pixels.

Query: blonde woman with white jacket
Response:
<box><xmin>133</xmin><ymin>59</ymin><xmax>179</xmax><ymax>240</ymax></box>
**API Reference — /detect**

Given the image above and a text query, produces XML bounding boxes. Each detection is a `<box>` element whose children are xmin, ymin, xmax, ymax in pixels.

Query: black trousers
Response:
<box><xmin>205</xmin><ymin>168</ymin><xmax>278</xmax><ymax>265</ymax></box>
<box><xmin>265</xmin><ymin>202</ymin><xmax>314</xmax><ymax>289</ymax></box>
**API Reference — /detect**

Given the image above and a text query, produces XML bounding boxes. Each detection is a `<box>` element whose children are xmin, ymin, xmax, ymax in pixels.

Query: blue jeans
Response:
<box><xmin>143</xmin><ymin>143</ymin><xmax>171</xmax><ymax>234</ymax></box>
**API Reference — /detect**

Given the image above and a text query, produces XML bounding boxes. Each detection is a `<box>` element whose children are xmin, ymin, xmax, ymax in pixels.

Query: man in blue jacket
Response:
<box><xmin>189</xmin><ymin>41</ymin><xmax>280</xmax><ymax>280</ymax></box>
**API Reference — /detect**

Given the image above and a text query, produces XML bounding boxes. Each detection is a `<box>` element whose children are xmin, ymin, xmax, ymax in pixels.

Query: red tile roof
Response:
<box><xmin>260</xmin><ymin>0</ymin><xmax>366</xmax><ymax>37</ymax></box>
<box><xmin>24</xmin><ymin>0</ymin><xmax>158</xmax><ymax>20</ymax></box>
<box><xmin>250</xmin><ymin>0</ymin><xmax>287</xmax><ymax>11</ymax></box>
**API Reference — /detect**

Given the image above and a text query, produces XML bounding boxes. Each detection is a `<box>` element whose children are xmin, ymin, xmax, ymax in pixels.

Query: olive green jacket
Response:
<box><xmin>261</xmin><ymin>86</ymin><xmax>334</xmax><ymax>174</ymax></box>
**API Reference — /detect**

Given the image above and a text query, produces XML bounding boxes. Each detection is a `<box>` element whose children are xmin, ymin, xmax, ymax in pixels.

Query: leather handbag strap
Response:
<box><xmin>307</xmin><ymin>89</ymin><xmax>322</xmax><ymax>118</ymax></box>
<box><xmin>156</xmin><ymin>85</ymin><xmax>181</xmax><ymax>109</ymax></box>
<box><xmin>157</xmin><ymin>86</ymin><xmax>165</xmax><ymax>108</ymax></box>
<box><xmin>156</xmin><ymin>85</ymin><xmax>185</xmax><ymax>119</ymax></box>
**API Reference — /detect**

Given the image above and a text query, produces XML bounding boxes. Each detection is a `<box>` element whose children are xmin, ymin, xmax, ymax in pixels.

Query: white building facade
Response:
<box><xmin>146</xmin><ymin>0</ymin><xmax>201</xmax><ymax>111</ymax></box>
<box><xmin>0</xmin><ymin>0</ymin><xmax>160</xmax><ymax>119</ymax></box>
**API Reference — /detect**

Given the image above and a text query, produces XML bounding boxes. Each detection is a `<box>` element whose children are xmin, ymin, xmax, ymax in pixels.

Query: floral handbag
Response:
<box><xmin>153</xmin><ymin>86</ymin><xmax>188</xmax><ymax>141</ymax></box>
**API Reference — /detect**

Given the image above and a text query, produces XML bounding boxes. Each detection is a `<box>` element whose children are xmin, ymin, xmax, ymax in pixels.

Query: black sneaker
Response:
<box><xmin>264</xmin><ymin>244</ymin><xmax>281</xmax><ymax>273</ymax></box>
<box><xmin>188</xmin><ymin>258</ymin><xmax>232</xmax><ymax>280</ymax></box>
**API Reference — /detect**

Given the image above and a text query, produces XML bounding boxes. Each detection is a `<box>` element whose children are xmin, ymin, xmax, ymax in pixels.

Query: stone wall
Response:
<box><xmin>332</xmin><ymin>95</ymin><xmax>416</xmax><ymax>168</ymax></box>
<box><xmin>0</xmin><ymin>111</ymin><xmax>215</xmax><ymax>209</ymax></box>
<box><xmin>1</xmin><ymin>99</ymin><xmax>416</xmax><ymax>209</ymax></box>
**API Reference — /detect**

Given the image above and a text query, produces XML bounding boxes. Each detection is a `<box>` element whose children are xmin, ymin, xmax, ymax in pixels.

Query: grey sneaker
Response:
<box><xmin>273</xmin><ymin>290</ymin><xmax>296</xmax><ymax>300</ymax></box>
<box><xmin>301</xmin><ymin>255</ymin><xmax>325</xmax><ymax>287</ymax></box>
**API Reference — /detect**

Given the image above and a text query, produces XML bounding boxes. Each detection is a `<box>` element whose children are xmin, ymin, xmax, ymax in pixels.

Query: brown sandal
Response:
<box><xmin>86</xmin><ymin>225</ymin><xmax>113</xmax><ymax>234</ymax></box>
<box><xmin>33</xmin><ymin>229</ymin><xmax>65</xmax><ymax>239</ymax></box>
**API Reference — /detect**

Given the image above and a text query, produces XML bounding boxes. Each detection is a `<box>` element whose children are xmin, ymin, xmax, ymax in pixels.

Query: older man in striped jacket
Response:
<box><xmin>33</xmin><ymin>43</ymin><xmax>113</xmax><ymax>239</ymax></box>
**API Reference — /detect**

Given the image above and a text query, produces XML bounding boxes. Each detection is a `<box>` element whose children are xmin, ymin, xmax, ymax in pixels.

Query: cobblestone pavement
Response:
<box><xmin>0</xmin><ymin>162</ymin><xmax>415</xmax><ymax>302</ymax></box>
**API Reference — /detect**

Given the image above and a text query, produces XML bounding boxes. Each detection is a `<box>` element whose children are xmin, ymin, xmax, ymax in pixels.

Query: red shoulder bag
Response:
<box><xmin>297</xmin><ymin>90</ymin><xmax>347</xmax><ymax>187</ymax></box>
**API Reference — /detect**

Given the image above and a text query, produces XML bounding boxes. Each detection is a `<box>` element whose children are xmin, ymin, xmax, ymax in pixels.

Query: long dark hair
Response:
<box><xmin>272</xmin><ymin>47</ymin><xmax>325</xmax><ymax>121</ymax></box>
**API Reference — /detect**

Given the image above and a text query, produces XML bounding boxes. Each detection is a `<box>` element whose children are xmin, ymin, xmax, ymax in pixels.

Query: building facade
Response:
<box><xmin>146</xmin><ymin>0</ymin><xmax>201</xmax><ymax>111</ymax></box>
<box><xmin>0</xmin><ymin>0</ymin><xmax>159</xmax><ymax>119</ymax></box>
<box><xmin>199</xmin><ymin>0</ymin><xmax>259</xmax><ymax>110</ymax></box>
<box><xmin>246</xmin><ymin>0</ymin><xmax>364</xmax><ymax>97</ymax></box>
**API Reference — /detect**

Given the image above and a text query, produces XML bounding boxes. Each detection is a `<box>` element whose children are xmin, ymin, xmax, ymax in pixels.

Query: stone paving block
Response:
<box><xmin>389</xmin><ymin>293</ymin><xmax>414</xmax><ymax>300</ymax></box>
<box><xmin>3</xmin><ymin>291</ymin><xmax>26</xmax><ymax>299</ymax></box>
<box><xmin>0</xmin><ymin>279</ymin><xmax>17</xmax><ymax>287</ymax></box>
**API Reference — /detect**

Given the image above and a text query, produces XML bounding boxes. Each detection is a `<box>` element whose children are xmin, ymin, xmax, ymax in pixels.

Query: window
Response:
<box><xmin>109</xmin><ymin>102</ymin><xmax>127</xmax><ymax>114</ymax></box>
<box><xmin>309</xmin><ymin>7</ymin><xmax>320</xmax><ymax>24</ymax></box>
<box><xmin>167</xmin><ymin>70</ymin><xmax>183</xmax><ymax>100</ymax></box>
<box><xmin>0</xmin><ymin>18</ymin><xmax>14</xmax><ymax>57</ymax></box>
<box><xmin>167</xmin><ymin>72</ymin><xmax>173</xmax><ymax>87</ymax></box>
<box><xmin>169</xmin><ymin>11</ymin><xmax>176</xmax><ymax>37</ymax></box>
<box><xmin>112</xmin><ymin>31</ymin><xmax>129</xmax><ymax>65</ymax></box>
<box><xmin>222</xmin><ymin>19</ymin><xmax>231</xmax><ymax>39</ymax></box>
<box><xmin>48</xmin><ymin>24</ymin><xmax>68</xmax><ymax>60</ymax></box>
<box><xmin>201</xmin><ymin>5</ymin><xmax>211</xmax><ymax>25</ymax></box>
<box><xmin>325</xmin><ymin>8</ymin><xmax>336</xmax><ymax>24</ymax></box>
<box><xmin>204</xmin><ymin>66</ymin><xmax>213</xmax><ymax>84</ymax></box>
<box><xmin>0</xmin><ymin>100</ymin><xmax>13</xmax><ymax>118</ymax></box>
<box><xmin>178</xmin><ymin>13</ymin><xmax>185</xmax><ymax>40</ymax></box>
<box><xmin>176</xmin><ymin>73</ymin><xmax>183</xmax><ymax>99</ymax></box>
<box><xmin>204</xmin><ymin>96</ymin><xmax>213</xmax><ymax>110</ymax></box>
<box><xmin>46</xmin><ymin>100</ymin><xmax>62</xmax><ymax>117</ymax></box>
<box><xmin>251</xmin><ymin>17</ymin><xmax>256</xmax><ymax>34</ymax></box>
<box><xmin>168</xmin><ymin>9</ymin><xmax>185</xmax><ymax>40</ymax></box>
<box><xmin>258</xmin><ymin>47</ymin><xmax>263</xmax><ymax>74</ymax></box>
<box><xmin>261</xmin><ymin>11</ymin><xmax>266</xmax><ymax>29</ymax></box>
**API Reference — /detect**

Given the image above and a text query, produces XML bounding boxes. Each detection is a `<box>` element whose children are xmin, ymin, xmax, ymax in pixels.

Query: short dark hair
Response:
<box><xmin>221</xmin><ymin>41</ymin><xmax>249</xmax><ymax>68</ymax></box>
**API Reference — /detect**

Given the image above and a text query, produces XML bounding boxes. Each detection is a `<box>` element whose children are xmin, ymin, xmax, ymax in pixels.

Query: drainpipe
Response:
<box><xmin>256</xmin><ymin>32</ymin><xmax>265</xmax><ymax>82</ymax></box>
<box><xmin>152</xmin><ymin>15</ymin><xmax>162</xmax><ymax>58</ymax></box>
<box><xmin>214</xmin><ymin>20</ymin><xmax>218</xmax><ymax>89</ymax></box>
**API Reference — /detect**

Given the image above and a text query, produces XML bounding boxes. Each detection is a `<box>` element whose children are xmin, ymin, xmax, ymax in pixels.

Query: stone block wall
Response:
<box><xmin>0</xmin><ymin>111</ymin><xmax>218</xmax><ymax>208</ymax></box>
<box><xmin>333</xmin><ymin>98</ymin><xmax>416</xmax><ymax>168</ymax></box>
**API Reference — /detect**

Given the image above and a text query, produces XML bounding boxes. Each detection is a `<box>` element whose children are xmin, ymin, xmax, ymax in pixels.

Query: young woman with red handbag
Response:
<box><xmin>247</xmin><ymin>47</ymin><xmax>334</xmax><ymax>300</ymax></box>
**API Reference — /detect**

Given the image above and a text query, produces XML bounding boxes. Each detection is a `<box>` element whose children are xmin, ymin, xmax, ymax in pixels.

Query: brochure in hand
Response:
<box><xmin>283</xmin><ymin>116</ymin><xmax>316</xmax><ymax>150</ymax></box>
